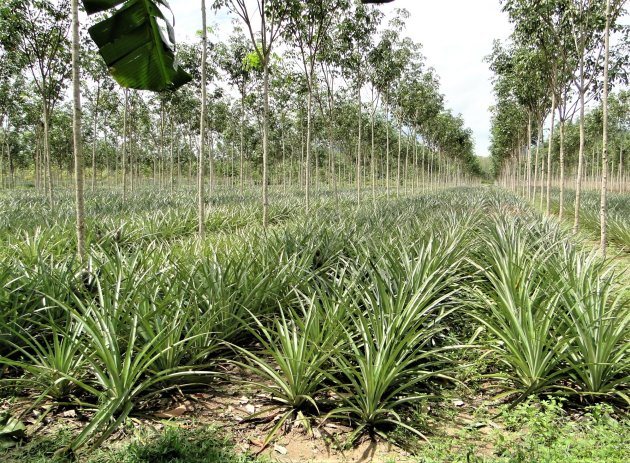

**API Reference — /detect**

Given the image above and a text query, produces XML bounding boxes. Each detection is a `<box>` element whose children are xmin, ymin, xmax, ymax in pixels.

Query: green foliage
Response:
<box><xmin>0</xmin><ymin>414</ymin><xmax>26</xmax><ymax>450</ymax></box>
<box><xmin>326</xmin><ymin>233</ymin><xmax>468</xmax><ymax>444</ymax></box>
<box><xmin>231</xmin><ymin>299</ymin><xmax>343</xmax><ymax>445</ymax></box>
<box><xmin>468</xmin><ymin>216</ymin><xmax>570</xmax><ymax>398</ymax></box>
<box><xmin>0</xmin><ymin>187</ymin><xmax>629</xmax><ymax>457</ymax></box>
<box><xmin>93</xmin><ymin>427</ymin><xmax>266</xmax><ymax>463</ymax></box>
<box><xmin>413</xmin><ymin>398</ymin><xmax>630</xmax><ymax>463</ymax></box>
<box><xmin>493</xmin><ymin>399</ymin><xmax>630</xmax><ymax>463</ymax></box>
<box><xmin>2</xmin><ymin>426</ymin><xmax>267</xmax><ymax>463</ymax></box>
<box><xmin>81</xmin><ymin>0</ymin><xmax>192</xmax><ymax>91</ymax></box>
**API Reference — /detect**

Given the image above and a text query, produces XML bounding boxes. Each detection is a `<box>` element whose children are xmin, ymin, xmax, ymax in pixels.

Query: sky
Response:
<box><xmin>167</xmin><ymin>0</ymin><xmax>514</xmax><ymax>157</ymax></box>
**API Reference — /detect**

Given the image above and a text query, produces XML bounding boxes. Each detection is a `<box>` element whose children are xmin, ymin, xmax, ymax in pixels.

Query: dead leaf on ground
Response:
<box><xmin>155</xmin><ymin>405</ymin><xmax>187</xmax><ymax>419</ymax></box>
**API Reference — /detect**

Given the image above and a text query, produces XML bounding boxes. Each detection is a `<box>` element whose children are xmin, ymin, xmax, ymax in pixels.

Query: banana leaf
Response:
<box><xmin>81</xmin><ymin>0</ymin><xmax>191</xmax><ymax>92</ymax></box>
<box><xmin>0</xmin><ymin>414</ymin><xmax>25</xmax><ymax>450</ymax></box>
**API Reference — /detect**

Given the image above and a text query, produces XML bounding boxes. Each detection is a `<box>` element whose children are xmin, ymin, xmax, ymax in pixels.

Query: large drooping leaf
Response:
<box><xmin>81</xmin><ymin>0</ymin><xmax>191</xmax><ymax>92</ymax></box>
<box><xmin>82</xmin><ymin>0</ymin><xmax>128</xmax><ymax>14</ymax></box>
<box><xmin>0</xmin><ymin>414</ymin><xmax>26</xmax><ymax>450</ymax></box>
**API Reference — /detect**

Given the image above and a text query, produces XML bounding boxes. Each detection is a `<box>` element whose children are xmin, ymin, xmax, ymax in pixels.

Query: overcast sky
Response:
<box><xmin>168</xmin><ymin>0</ymin><xmax>514</xmax><ymax>156</ymax></box>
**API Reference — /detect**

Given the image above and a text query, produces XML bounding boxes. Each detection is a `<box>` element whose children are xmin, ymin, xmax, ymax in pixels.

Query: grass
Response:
<box><xmin>2</xmin><ymin>426</ymin><xmax>268</xmax><ymax>463</ymax></box>
<box><xmin>543</xmin><ymin>188</ymin><xmax>630</xmax><ymax>250</ymax></box>
<box><xmin>4</xmin><ymin>399</ymin><xmax>629</xmax><ymax>462</ymax></box>
<box><xmin>411</xmin><ymin>401</ymin><xmax>630</xmax><ymax>463</ymax></box>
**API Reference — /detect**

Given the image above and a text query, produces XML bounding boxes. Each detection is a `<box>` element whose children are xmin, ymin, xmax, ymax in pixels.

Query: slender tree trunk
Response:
<box><xmin>385</xmin><ymin>91</ymin><xmax>390</xmax><ymax>198</ymax></box>
<box><xmin>371</xmin><ymin>104</ymin><xmax>376</xmax><ymax>203</ymax></box>
<box><xmin>617</xmin><ymin>146</ymin><xmax>623</xmax><ymax>192</ymax></box>
<box><xmin>240</xmin><ymin>92</ymin><xmax>245</xmax><ymax>196</ymax></box>
<box><xmin>299</xmin><ymin>117</ymin><xmax>304</xmax><ymax>190</ymax></box>
<box><xmin>533</xmin><ymin>120</ymin><xmax>542</xmax><ymax>204</ymax></box>
<box><xmin>574</xmin><ymin>84</ymin><xmax>587</xmax><ymax>233</ymax></box>
<box><xmin>231</xmin><ymin>141</ymin><xmax>235</xmax><ymax>189</ymax></box>
<box><xmin>305</xmin><ymin>83</ymin><xmax>312</xmax><ymax>212</ymax></box>
<box><xmin>282</xmin><ymin>127</ymin><xmax>286</xmax><ymax>194</ymax></box>
<box><xmin>397</xmin><ymin>116</ymin><xmax>401</xmax><ymax>198</ymax></box>
<box><xmin>8</xmin><ymin>144</ymin><xmax>14</xmax><ymax>188</ymax></box>
<box><xmin>170</xmin><ymin>112</ymin><xmax>175</xmax><ymax>193</ymax></box>
<box><xmin>526</xmin><ymin>112</ymin><xmax>532</xmax><ymax>200</ymax></box>
<box><xmin>421</xmin><ymin>143</ymin><xmax>425</xmax><ymax>192</ymax></box>
<box><xmin>122</xmin><ymin>89</ymin><xmax>128</xmax><ymax>201</ymax></box>
<box><xmin>43</xmin><ymin>101</ymin><xmax>53</xmax><ymax>208</ymax></box>
<box><xmin>71</xmin><ymin>0</ymin><xmax>86</xmax><ymax>261</ymax></box>
<box><xmin>412</xmin><ymin>112</ymin><xmax>418</xmax><ymax>195</ymax></box>
<box><xmin>159</xmin><ymin>100</ymin><xmax>165</xmax><ymax>191</ymax></box>
<box><xmin>0</xmin><ymin>135</ymin><xmax>4</xmax><ymax>189</ymax></box>
<box><xmin>129</xmin><ymin>109</ymin><xmax>135</xmax><ymax>194</ymax></box>
<box><xmin>209</xmin><ymin>129</ymin><xmax>214</xmax><ymax>195</ymax></box>
<box><xmin>430</xmin><ymin>151</ymin><xmax>434</xmax><ymax>191</ymax></box>
<box><xmin>262</xmin><ymin>59</ymin><xmax>270</xmax><ymax>227</ymax></box>
<box><xmin>591</xmin><ymin>145</ymin><xmax>596</xmax><ymax>190</ymax></box>
<box><xmin>188</xmin><ymin>135</ymin><xmax>193</xmax><ymax>183</ymax></box>
<box><xmin>35</xmin><ymin>127</ymin><xmax>41</xmax><ymax>190</ymax></box>
<box><xmin>91</xmin><ymin>82</ymin><xmax>100</xmax><ymax>192</ymax></box>
<box><xmin>600</xmin><ymin>0</ymin><xmax>611</xmax><ymax>257</ymax></box>
<box><xmin>177</xmin><ymin>131</ymin><xmax>181</xmax><ymax>186</ymax></box>
<box><xmin>546</xmin><ymin>93</ymin><xmax>556</xmax><ymax>215</ymax></box>
<box><xmin>356</xmin><ymin>82</ymin><xmax>361</xmax><ymax>206</ymax></box>
<box><xmin>315</xmin><ymin>144</ymin><xmax>319</xmax><ymax>194</ymax></box>
<box><xmin>540</xmin><ymin>154</ymin><xmax>545</xmax><ymax>210</ymax></box>
<box><xmin>404</xmin><ymin>133</ymin><xmax>410</xmax><ymax>194</ymax></box>
<box><xmin>198</xmin><ymin>0</ymin><xmax>208</xmax><ymax>236</ymax></box>
<box><xmin>559</xmin><ymin>117</ymin><xmax>566</xmax><ymax>221</ymax></box>
<box><xmin>329</xmin><ymin>119</ymin><xmax>338</xmax><ymax>203</ymax></box>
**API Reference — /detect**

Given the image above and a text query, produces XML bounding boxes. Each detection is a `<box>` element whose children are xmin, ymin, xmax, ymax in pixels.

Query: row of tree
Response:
<box><xmin>489</xmin><ymin>0</ymin><xmax>629</xmax><ymax>256</ymax></box>
<box><xmin>1</xmin><ymin>0</ymin><xmax>484</xmax><ymax>257</ymax></box>
<box><xmin>495</xmin><ymin>91</ymin><xmax>630</xmax><ymax>195</ymax></box>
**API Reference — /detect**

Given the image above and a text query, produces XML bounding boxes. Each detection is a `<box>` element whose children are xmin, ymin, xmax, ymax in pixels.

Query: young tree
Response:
<box><xmin>0</xmin><ymin>0</ymin><xmax>71</xmax><ymax>207</ymax></box>
<box><xmin>283</xmin><ymin>0</ymin><xmax>349</xmax><ymax>211</ymax></box>
<box><xmin>337</xmin><ymin>0</ymin><xmax>382</xmax><ymax>205</ymax></box>
<box><xmin>600</xmin><ymin>0</ymin><xmax>612</xmax><ymax>256</ymax></box>
<box><xmin>217</xmin><ymin>29</ymin><xmax>255</xmax><ymax>196</ymax></box>
<box><xmin>502</xmin><ymin>0</ymin><xmax>574</xmax><ymax>215</ymax></box>
<box><xmin>0</xmin><ymin>51</ymin><xmax>27</xmax><ymax>189</ymax></box>
<box><xmin>71</xmin><ymin>0</ymin><xmax>85</xmax><ymax>260</ymax></box>
<box><xmin>213</xmin><ymin>0</ymin><xmax>289</xmax><ymax>227</ymax></box>
<box><xmin>199</xmin><ymin>0</ymin><xmax>208</xmax><ymax>235</ymax></box>
<box><xmin>369</xmin><ymin>9</ymin><xmax>408</xmax><ymax>197</ymax></box>
<box><xmin>487</xmin><ymin>40</ymin><xmax>550</xmax><ymax>201</ymax></box>
<box><xmin>569</xmin><ymin>1</ymin><xmax>603</xmax><ymax>232</ymax></box>
<box><xmin>83</xmin><ymin>49</ymin><xmax>112</xmax><ymax>191</ymax></box>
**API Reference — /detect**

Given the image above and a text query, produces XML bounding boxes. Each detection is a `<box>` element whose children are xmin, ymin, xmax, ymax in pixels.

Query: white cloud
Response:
<box><xmin>169</xmin><ymin>0</ymin><xmax>513</xmax><ymax>156</ymax></box>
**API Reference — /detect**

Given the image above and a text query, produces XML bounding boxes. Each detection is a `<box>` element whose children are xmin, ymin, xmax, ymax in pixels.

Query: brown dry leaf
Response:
<box><xmin>155</xmin><ymin>404</ymin><xmax>187</xmax><ymax>419</ymax></box>
<box><xmin>248</xmin><ymin>437</ymin><xmax>264</xmax><ymax>448</ymax></box>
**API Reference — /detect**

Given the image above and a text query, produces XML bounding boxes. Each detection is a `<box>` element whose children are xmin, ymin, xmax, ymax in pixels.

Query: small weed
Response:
<box><xmin>3</xmin><ymin>426</ymin><xmax>267</xmax><ymax>463</ymax></box>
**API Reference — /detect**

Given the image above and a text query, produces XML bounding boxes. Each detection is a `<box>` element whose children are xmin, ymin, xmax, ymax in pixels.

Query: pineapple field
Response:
<box><xmin>1</xmin><ymin>0</ymin><xmax>630</xmax><ymax>461</ymax></box>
